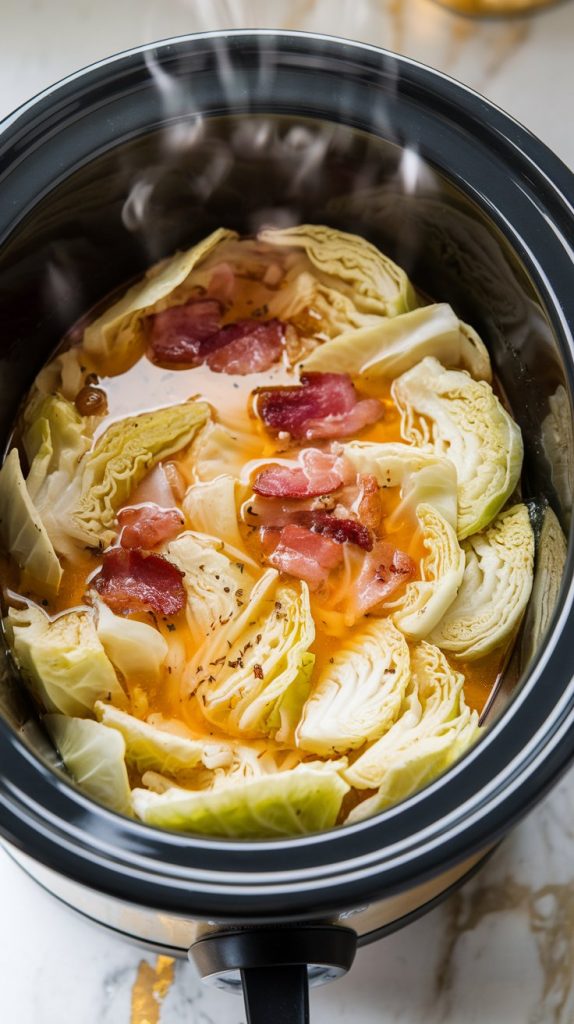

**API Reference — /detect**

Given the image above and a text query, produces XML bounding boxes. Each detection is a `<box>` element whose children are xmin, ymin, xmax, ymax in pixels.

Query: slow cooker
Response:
<box><xmin>0</xmin><ymin>31</ymin><xmax>573</xmax><ymax>1024</ymax></box>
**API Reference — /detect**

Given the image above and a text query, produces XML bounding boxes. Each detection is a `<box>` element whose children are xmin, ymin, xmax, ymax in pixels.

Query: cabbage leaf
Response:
<box><xmin>183</xmin><ymin>476</ymin><xmax>243</xmax><ymax>550</ymax></box>
<box><xmin>301</xmin><ymin>304</ymin><xmax>491</xmax><ymax>382</ymax></box>
<box><xmin>0</xmin><ymin>450</ymin><xmax>62</xmax><ymax>595</ymax></box>
<box><xmin>296</xmin><ymin>618</ymin><xmax>410</xmax><ymax>755</ymax></box>
<box><xmin>392</xmin><ymin>357</ymin><xmax>523</xmax><ymax>538</ymax></box>
<box><xmin>93</xmin><ymin>598</ymin><xmax>168</xmax><ymax>683</ymax></box>
<box><xmin>132</xmin><ymin>761</ymin><xmax>348</xmax><ymax>837</ymax></box>
<box><xmin>390</xmin><ymin>503</ymin><xmax>465</xmax><ymax>641</ymax></box>
<box><xmin>260</xmin><ymin>224</ymin><xmax>416</xmax><ymax>319</ymax></box>
<box><xmin>184</xmin><ymin>573</ymin><xmax>315</xmax><ymax>741</ymax></box>
<box><xmin>72</xmin><ymin>401</ymin><xmax>210</xmax><ymax>547</ymax></box>
<box><xmin>45</xmin><ymin>714</ymin><xmax>132</xmax><ymax>816</ymax></box>
<box><xmin>344</xmin><ymin>642</ymin><xmax>479</xmax><ymax>817</ymax></box>
<box><xmin>5</xmin><ymin>604</ymin><xmax>125</xmax><ymax>716</ymax></box>
<box><xmin>83</xmin><ymin>228</ymin><xmax>236</xmax><ymax>372</ymax></box>
<box><xmin>191</xmin><ymin>422</ymin><xmax>266</xmax><ymax>482</ymax></box>
<box><xmin>430</xmin><ymin>503</ymin><xmax>534</xmax><ymax>660</ymax></box>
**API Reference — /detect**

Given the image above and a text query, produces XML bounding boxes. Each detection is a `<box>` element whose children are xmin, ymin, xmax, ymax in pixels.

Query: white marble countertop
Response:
<box><xmin>1</xmin><ymin>1</ymin><xmax>573</xmax><ymax>1022</ymax></box>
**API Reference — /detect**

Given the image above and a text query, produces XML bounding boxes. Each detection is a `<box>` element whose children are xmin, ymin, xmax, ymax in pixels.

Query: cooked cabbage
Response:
<box><xmin>73</xmin><ymin>401</ymin><xmax>210</xmax><ymax>548</ymax></box>
<box><xmin>166</xmin><ymin>531</ymin><xmax>258</xmax><ymax>648</ymax></box>
<box><xmin>185</xmin><ymin>573</ymin><xmax>315</xmax><ymax>741</ymax></box>
<box><xmin>259</xmin><ymin>224</ymin><xmax>416</xmax><ymax>323</ymax></box>
<box><xmin>0</xmin><ymin>450</ymin><xmax>62</xmax><ymax>595</ymax></box>
<box><xmin>300</xmin><ymin>304</ymin><xmax>491</xmax><ymax>382</ymax></box>
<box><xmin>343</xmin><ymin>441</ymin><xmax>458</xmax><ymax>529</ymax></box>
<box><xmin>182</xmin><ymin>476</ymin><xmax>243</xmax><ymax>550</ymax></box>
<box><xmin>45</xmin><ymin>714</ymin><xmax>132</xmax><ymax>816</ymax></box>
<box><xmin>521</xmin><ymin>505</ymin><xmax>567</xmax><ymax>666</ymax></box>
<box><xmin>95</xmin><ymin>701</ymin><xmax>236</xmax><ymax>775</ymax></box>
<box><xmin>392</xmin><ymin>357</ymin><xmax>523</xmax><ymax>538</ymax></box>
<box><xmin>296</xmin><ymin>619</ymin><xmax>410</xmax><ymax>755</ymax></box>
<box><xmin>132</xmin><ymin>762</ymin><xmax>348</xmax><ymax>837</ymax></box>
<box><xmin>5</xmin><ymin>604</ymin><xmax>125</xmax><ymax>716</ymax></box>
<box><xmin>191</xmin><ymin>421</ymin><xmax>264</xmax><ymax>482</ymax></box>
<box><xmin>344</xmin><ymin>642</ymin><xmax>479</xmax><ymax>817</ymax></box>
<box><xmin>83</xmin><ymin>228</ymin><xmax>236</xmax><ymax>372</ymax></box>
<box><xmin>430</xmin><ymin>503</ymin><xmax>534</xmax><ymax>660</ymax></box>
<box><xmin>94</xmin><ymin>599</ymin><xmax>168</xmax><ymax>684</ymax></box>
<box><xmin>390</xmin><ymin>503</ymin><xmax>465</xmax><ymax>641</ymax></box>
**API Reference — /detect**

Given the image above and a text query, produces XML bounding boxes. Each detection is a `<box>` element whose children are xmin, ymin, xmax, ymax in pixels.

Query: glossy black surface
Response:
<box><xmin>0</xmin><ymin>32</ymin><xmax>573</xmax><ymax>921</ymax></box>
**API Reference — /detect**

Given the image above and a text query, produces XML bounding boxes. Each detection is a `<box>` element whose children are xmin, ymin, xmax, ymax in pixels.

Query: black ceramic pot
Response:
<box><xmin>0</xmin><ymin>31</ymin><xmax>573</xmax><ymax>1024</ymax></box>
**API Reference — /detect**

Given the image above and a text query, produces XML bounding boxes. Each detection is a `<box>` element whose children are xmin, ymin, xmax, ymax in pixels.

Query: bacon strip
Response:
<box><xmin>206</xmin><ymin>319</ymin><xmax>284</xmax><ymax>375</ymax></box>
<box><xmin>118</xmin><ymin>505</ymin><xmax>184</xmax><ymax>550</ymax></box>
<box><xmin>253</xmin><ymin>449</ymin><xmax>344</xmax><ymax>500</ymax></box>
<box><xmin>267</xmin><ymin>524</ymin><xmax>343</xmax><ymax>591</ymax></box>
<box><xmin>256</xmin><ymin>372</ymin><xmax>383</xmax><ymax>440</ymax></box>
<box><xmin>354</xmin><ymin>541</ymin><xmax>416</xmax><ymax>615</ymax></box>
<box><xmin>93</xmin><ymin>549</ymin><xmax>186</xmax><ymax>616</ymax></box>
<box><xmin>148</xmin><ymin>300</ymin><xmax>222</xmax><ymax>365</ymax></box>
<box><xmin>296</xmin><ymin>511</ymin><xmax>373</xmax><ymax>551</ymax></box>
<box><xmin>357</xmin><ymin>473</ymin><xmax>383</xmax><ymax>532</ymax></box>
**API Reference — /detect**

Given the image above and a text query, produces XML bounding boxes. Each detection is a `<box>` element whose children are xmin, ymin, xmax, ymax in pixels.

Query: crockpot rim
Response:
<box><xmin>1</xmin><ymin>29</ymin><xmax>574</xmax><ymax>920</ymax></box>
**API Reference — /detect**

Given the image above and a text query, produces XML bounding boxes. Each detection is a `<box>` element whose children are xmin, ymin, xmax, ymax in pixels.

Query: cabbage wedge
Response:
<box><xmin>301</xmin><ymin>304</ymin><xmax>491</xmax><ymax>383</ymax></box>
<box><xmin>344</xmin><ymin>642</ymin><xmax>479</xmax><ymax>818</ymax></box>
<box><xmin>132</xmin><ymin>762</ymin><xmax>348</xmax><ymax>837</ymax></box>
<box><xmin>184</xmin><ymin>573</ymin><xmax>315</xmax><ymax>741</ymax></box>
<box><xmin>390</xmin><ymin>503</ymin><xmax>465</xmax><ymax>641</ymax></box>
<box><xmin>73</xmin><ymin>401</ymin><xmax>209</xmax><ymax>548</ymax></box>
<box><xmin>0</xmin><ymin>449</ymin><xmax>62</xmax><ymax>595</ymax></box>
<box><xmin>45</xmin><ymin>714</ymin><xmax>132</xmax><ymax>816</ymax></box>
<box><xmin>5</xmin><ymin>604</ymin><xmax>125</xmax><ymax>716</ymax></box>
<box><xmin>259</xmin><ymin>224</ymin><xmax>416</xmax><ymax>322</ymax></box>
<box><xmin>94</xmin><ymin>599</ymin><xmax>168</xmax><ymax>684</ymax></box>
<box><xmin>296</xmin><ymin>619</ymin><xmax>410</xmax><ymax>755</ymax></box>
<box><xmin>392</xmin><ymin>357</ymin><xmax>523</xmax><ymax>538</ymax></box>
<box><xmin>166</xmin><ymin>531</ymin><xmax>258</xmax><ymax>648</ymax></box>
<box><xmin>95</xmin><ymin>701</ymin><xmax>236</xmax><ymax>776</ymax></box>
<box><xmin>430</xmin><ymin>503</ymin><xmax>534</xmax><ymax>660</ymax></box>
<box><xmin>83</xmin><ymin>228</ymin><xmax>236</xmax><ymax>372</ymax></box>
<box><xmin>183</xmin><ymin>476</ymin><xmax>243</xmax><ymax>550</ymax></box>
<box><xmin>191</xmin><ymin>421</ymin><xmax>264</xmax><ymax>482</ymax></box>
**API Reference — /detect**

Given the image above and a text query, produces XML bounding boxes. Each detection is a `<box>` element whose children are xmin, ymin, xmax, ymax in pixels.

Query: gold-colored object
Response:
<box><xmin>130</xmin><ymin>956</ymin><xmax>175</xmax><ymax>1024</ymax></box>
<box><xmin>435</xmin><ymin>0</ymin><xmax>559</xmax><ymax>12</ymax></box>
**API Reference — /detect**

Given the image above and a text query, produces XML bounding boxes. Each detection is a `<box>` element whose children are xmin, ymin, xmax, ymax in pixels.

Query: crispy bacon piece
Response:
<box><xmin>256</xmin><ymin>372</ymin><xmax>383</xmax><ymax>440</ymax></box>
<box><xmin>206</xmin><ymin>319</ymin><xmax>284</xmax><ymax>375</ymax></box>
<box><xmin>296</xmin><ymin>511</ymin><xmax>373</xmax><ymax>551</ymax></box>
<box><xmin>93</xmin><ymin>549</ymin><xmax>186</xmax><ymax>616</ymax></box>
<box><xmin>357</xmin><ymin>473</ymin><xmax>383</xmax><ymax>532</ymax></box>
<box><xmin>354</xmin><ymin>541</ymin><xmax>416</xmax><ymax>615</ymax></box>
<box><xmin>148</xmin><ymin>300</ymin><xmax>222</xmax><ymax>365</ymax></box>
<box><xmin>118</xmin><ymin>505</ymin><xmax>184</xmax><ymax>550</ymax></box>
<box><xmin>267</xmin><ymin>524</ymin><xmax>343</xmax><ymax>590</ymax></box>
<box><xmin>253</xmin><ymin>449</ymin><xmax>344</xmax><ymax>500</ymax></box>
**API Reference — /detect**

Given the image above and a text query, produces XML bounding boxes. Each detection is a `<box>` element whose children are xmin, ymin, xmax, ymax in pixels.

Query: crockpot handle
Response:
<box><xmin>189</xmin><ymin>924</ymin><xmax>357</xmax><ymax>1024</ymax></box>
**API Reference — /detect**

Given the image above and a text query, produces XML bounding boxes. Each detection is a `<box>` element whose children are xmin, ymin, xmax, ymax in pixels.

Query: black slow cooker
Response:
<box><xmin>0</xmin><ymin>31</ymin><xmax>573</xmax><ymax>1024</ymax></box>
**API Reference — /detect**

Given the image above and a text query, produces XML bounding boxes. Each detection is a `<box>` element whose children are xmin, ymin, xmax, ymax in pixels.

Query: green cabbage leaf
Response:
<box><xmin>296</xmin><ymin>619</ymin><xmax>410</xmax><ymax>755</ymax></box>
<box><xmin>45</xmin><ymin>714</ymin><xmax>132</xmax><ymax>816</ymax></box>
<box><xmin>5</xmin><ymin>604</ymin><xmax>125</xmax><ymax>716</ymax></box>
<box><xmin>300</xmin><ymin>304</ymin><xmax>491</xmax><ymax>382</ymax></box>
<box><xmin>131</xmin><ymin>761</ymin><xmax>348</xmax><ymax>837</ymax></box>
<box><xmin>344</xmin><ymin>642</ymin><xmax>479</xmax><ymax>819</ymax></box>
<box><xmin>392</xmin><ymin>357</ymin><xmax>523</xmax><ymax>538</ymax></box>
<box><xmin>93</xmin><ymin>598</ymin><xmax>168</xmax><ymax>684</ymax></box>
<box><xmin>430</xmin><ymin>503</ymin><xmax>534</xmax><ymax>660</ymax></box>
<box><xmin>0</xmin><ymin>449</ymin><xmax>62</xmax><ymax>595</ymax></box>
<box><xmin>182</xmin><ymin>476</ymin><xmax>243</xmax><ymax>550</ymax></box>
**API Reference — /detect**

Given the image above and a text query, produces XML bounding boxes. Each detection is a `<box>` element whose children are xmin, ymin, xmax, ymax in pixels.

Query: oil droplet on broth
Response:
<box><xmin>130</xmin><ymin>956</ymin><xmax>175</xmax><ymax>1024</ymax></box>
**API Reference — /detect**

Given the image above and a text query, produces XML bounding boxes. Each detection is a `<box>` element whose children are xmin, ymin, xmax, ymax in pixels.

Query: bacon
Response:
<box><xmin>256</xmin><ymin>372</ymin><xmax>383</xmax><ymax>440</ymax></box>
<box><xmin>206</xmin><ymin>319</ymin><xmax>284</xmax><ymax>375</ymax></box>
<box><xmin>267</xmin><ymin>524</ymin><xmax>343</xmax><ymax>591</ymax></box>
<box><xmin>296</xmin><ymin>511</ymin><xmax>373</xmax><ymax>551</ymax></box>
<box><xmin>253</xmin><ymin>449</ymin><xmax>344</xmax><ymax>500</ymax></box>
<box><xmin>148</xmin><ymin>300</ymin><xmax>222</xmax><ymax>365</ymax></box>
<box><xmin>357</xmin><ymin>474</ymin><xmax>383</xmax><ymax>532</ymax></box>
<box><xmin>118</xmin><ymin>504</ymin><xmax>184</xmax><ymax>550</ymax></box>
<box><xmin>93</xmin><ymin>549</ymin><xmax>186</xmax><ymax>616</ymax></box>
<box><xmin>354</xmin><ymin>541</ymin><xmax>416</xmax><ymax>615</ymax></box>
